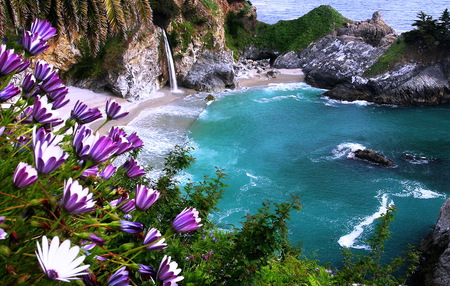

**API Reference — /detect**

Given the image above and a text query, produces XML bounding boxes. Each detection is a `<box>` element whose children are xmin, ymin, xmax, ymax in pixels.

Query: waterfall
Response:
<box><xmin>162</xmin><ymin>30</ymin><xmax>183</xmax><ymax>93</ymax></box>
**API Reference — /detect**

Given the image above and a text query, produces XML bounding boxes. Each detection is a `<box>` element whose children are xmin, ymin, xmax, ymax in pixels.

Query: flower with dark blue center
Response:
<box><xmin>0</xmin><ymin>45</ymin><xmax>29</xmax><ymax>75</ymax></box>
<box><xmin>61</xmin><ymin>178</ymin><xmax>95</xmax><ymax>215</ymax></box>
<box><xmin>135</xmin><ymin>184</ymin><xmax>160</xmax><ymax>211</ymax></box>
<box><xmin>30</xmin><ymin>19</ymin><xmax>57</xmax><ymax>41</ymax></box>
<box><xmin>108</xmin><ymin>266</ymin><xmax>130</xmax><ymax>286</ymax></box>
<box><xmin>0</xmin><ymin>83</ymin><xmax>20</xmax><ymax>102</ymax></box>
<box><xmin>35</xmin><ymin>236</ymin><xmax>90</xmax><ymax>282</ymax></box>
<box><xmin>13</xmin><ymin>162</ymin><xmax>38</xmax><ymax>189</ymax></box>
<box><xmin>122</xmin><ymin>157</ymin><xmax>146</xmax><ymax>178</ymax></box>
<box><xmin>105</xmin><ymin>99</ymin><xmax>129</xmax><ymax>120</ymax></box>
<box><xmin>143</xmin><ymin>228</ymin><xmax>167</xmax><ymax>251</ymax></box>
<box><xmin>108</xmin><ymin>127</ymin><xmax>133</xmax><ymax>155</ymax></box>
<box><xmin>70</xmin><ymin>100</ymin><xmax>102</xmax><ymax>124</ymax></box>
<box><xmin>119</xmin><ymin>220</ymin><xmax>143</xmax><ymax>234</ymax></box>
<box><xmin>172</xmin><ymin>208</ymin><xmax>202</xmax><ymax>233</ymax></box>
<box><xmin>157</xmin><ymin>255</ymin><xmax>184</xmax><ymax>285</ymax></box>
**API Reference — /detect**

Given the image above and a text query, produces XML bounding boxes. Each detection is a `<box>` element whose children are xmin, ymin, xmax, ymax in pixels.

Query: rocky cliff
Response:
<box><xmin>274</xmin><ymin>11</ymin><xmax>450</xmax><ymax>106</ymax></box>
<box><xmin>42</xmin><ymin>0</ymin><xmax>256</xmax><ymax>99</ymax></box>
<box><xmin>417</xmin><ymin>198</ymin><xmax>450</xmax><ymax>286</ymax></box>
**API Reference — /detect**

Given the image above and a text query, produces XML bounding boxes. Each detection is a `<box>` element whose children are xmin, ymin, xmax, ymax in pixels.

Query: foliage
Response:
<box><xmin>366</xmin><ymin>9</ymin><xmax>450</xmax><ymax>76</ymax></box>
<box><xmin>333</xmin><ymin>206</ymin><xmax>420</xmax><ymax>285</ymax></box>
<box><xmin>253</xmin><ymin>5</ymin><xmax>349</xmax><ymax>53</ymax></box>
<box><xmin>66</xmin><ymin>35</ymin><xmax>128</xmax><ymax>81</ymax></box>
<box><xmin>1</xmin><ymin>0</ymin><xmax>153</xmax><ymax>54</ymax></box>
<box><xmin>168</xmin><ymin>22</ymin><xmax>196</xmax><ymax>53</ymax></box>
<box><xmin>224</xmin><ymin>8</ymin><xmax>256</xmax><ymax>58</ymax></box>
<box><xmin>200</xmin><ymin>0</ymin><xmax>221</xmax><ymax>17</ymax></box>
<box><xmin>364</xmin><ymin>37</ymin><xmax>407</xmax><ymax>76</ymax></box>
<box><xmin>149</xmin><ymin>0</ymin><xmax>180</xmax><ymax>28</ymax></box>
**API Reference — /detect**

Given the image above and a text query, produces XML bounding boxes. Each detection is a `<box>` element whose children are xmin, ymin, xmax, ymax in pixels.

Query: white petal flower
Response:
<box><xmin>35</xmin><ymin>236</ymin><xmax>90</xmax><ymax>282</ymax></box>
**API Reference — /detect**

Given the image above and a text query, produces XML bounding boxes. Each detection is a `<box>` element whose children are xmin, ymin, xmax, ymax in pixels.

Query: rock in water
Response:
<box><xmin>354</xmin><ymin>149</ymin><xmax>393</xmax><ymax>166</ymax></box>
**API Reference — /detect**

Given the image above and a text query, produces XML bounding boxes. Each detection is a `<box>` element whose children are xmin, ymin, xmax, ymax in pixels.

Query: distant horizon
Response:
<box><xmin>252</xmin><ymin>0</ymin><xmax>448</xmax><ymax>33</ymax></box>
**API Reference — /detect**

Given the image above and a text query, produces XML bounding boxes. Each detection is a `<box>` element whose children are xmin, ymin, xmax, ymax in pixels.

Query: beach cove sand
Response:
<box><xmin>64</xmin><ymin>68</ymin><xmax>304</xmax><ymax>133</ymax></box>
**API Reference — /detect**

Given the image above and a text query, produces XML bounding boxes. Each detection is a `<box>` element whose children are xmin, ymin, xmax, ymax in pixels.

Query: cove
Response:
<box><xmin>185</xmin><ymin>82</ymin><xmax>450</xmax><ymax>266</ymax></box>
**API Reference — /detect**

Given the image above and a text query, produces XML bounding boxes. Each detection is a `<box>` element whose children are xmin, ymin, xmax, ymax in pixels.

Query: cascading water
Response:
<box><xmin>162</xmin><ymin>29</ymin><xmax>183</xmax><ymax>94</ymax></box>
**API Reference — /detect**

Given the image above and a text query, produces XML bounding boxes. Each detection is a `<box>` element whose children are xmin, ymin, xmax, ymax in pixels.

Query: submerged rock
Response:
<box><xmin>354</xmin><ymin>149</ymin><xmax>394</xmax><ymax>166</ymax></box>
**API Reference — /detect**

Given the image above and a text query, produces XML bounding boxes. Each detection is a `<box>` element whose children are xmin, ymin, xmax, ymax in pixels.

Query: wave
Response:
<box><xmin>332</xmin><ymin>142</ymin><xmax>367</xmax><ymax>159</ymax></box>
<box><xmin>254</xmin><ymin>94</ymin><xmax>300</xmax><ymax>103</ymax></box>
<box><xmin>393</xmin><ymin>180</ymin><xmax>446</xmax><ymax>199</ymax></box>
<box><xmin>264</xmin><ymin>82</ymin><xmax>320</xmax><ymax>92</ymax></box>
<box><xmin>322</xmin><ymin>96</ymin><xmax>372</xmax><ymax>107</ymax></box>
<box><xmin>338</xmin><ymin>194</ymin><xmax>394</xmax><ymax>249</ymax></box>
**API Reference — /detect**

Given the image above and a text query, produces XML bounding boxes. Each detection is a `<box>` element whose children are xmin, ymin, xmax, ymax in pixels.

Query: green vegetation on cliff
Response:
<box><xmin>366</xmin><ymin>9</ymin><xmax>450</xmax><ymax>76</ymax></box>
<box><xmin>254</xmin><ymin>5</ymin><xmax>349</xmax><ymax>53</ymax></box>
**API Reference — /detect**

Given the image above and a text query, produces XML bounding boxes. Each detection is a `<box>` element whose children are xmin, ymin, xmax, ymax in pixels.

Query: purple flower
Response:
<box><xmin>138</xmin><ymin>264</ymin><xmax>156</xmax><ymax>276</ymax></box>
<box><xmin>51</xmin><ymin>95</ymin><xmax>69</xmax><ymax>109</ymax></box>
<box><xmin>73</xmin><ymin>125</ymin><xmax>97</xmax><ymax>160</ymax></box>
<box><xmin>47</xmin><ymin>85</ymin><xmax>68</xmax><ymax>102</ymax></box>
<box><xmin>33</xmin><ymin>126</ymin><xmax>62</xmax><ymax>146</ymax></box>
<box><xmin>32</xmin><ymin>96</ymin><xmax>63</xmax><ymax>126</ymax></box>
<box><xmin>143</xmin><ymin>228</ymin><xmax>167</xmax><ymax>251</ymax></box>
<box><xmin>22</xmin><ymin>73</ymin><xmax>37</xmax><ymax>94</ymax></box>
<box><xmin>108</xmin><ymin>266</ymin><xmax>130</xmax><ymax>286</ymax></box>
<box><xmin>61</xmin><ymin>178</ymin><xmax>95</xmax><ymax>215</ymax></box>
<box><xmin>88</xmin><ymin>234</ymin><xmax>105</xmax><ymax>246</ymax></box>
<box><xmin>39</xmin><ymin>72</ymin><xmax>63</xmax><ymax>93</ymax></box>
<box><xmin>110</xmin><ymin>194</ymin><xmax>135</xmax><ymax>213</ymax></box>
<box><xmin>135</xmin><ymin>184</ymin><xmax>160</xmax><ymax>211</ymax></box>
<box><xmin>88</xmin><ymin>136</ymin><xmax>118</xmax><ymax>163</ymax></box>
<box><xmin>100</xmin><ymin>164</ymin><xmax>116</xmax><ymax>180</ymax></box>
<box><xmin>33</xmin><ymin>128</ymin><xmax>68</xmax><ymax>174</ymax></box>
<box><xmin>21</xmin><ymin>30</ymin><xmax>49</xmax><ymax>56</ymax></box>
<box><xmin>127</xmin><ymin>132</ymin><xmax>144</xmax><ymax>149</ymax></box>
<box><xmin>0</xmin><ymin>83</ymin><xmax>20</xmax><ymax>102</ymax></box>
<box><xmin>106</xmin><ymin>99</ymin><xmax>129</xmax><ymax>120</ymax></box>
<box><xmin>172</xmin><ymin>208</ymin><xmax>202</xmax><ymax>233</ymax></box>
<box><xmin>80</xmin><ymin>166</ymin><xmax>99</xmax><ymax>180</ymax></box>
<box><xmin>157</xmin><ymin>255</ymin><xmax>184</xmax><ymax>285</ymax></box>
<box><xmin>34</xmin><ymin>60</ymin><xmax>55</xmax><ymax>82</ymax></box>
<box><xmin>120</xmin><ymin>220</ymin><xmax>143</xmax><ymax>234</ymax></box>
<box><xmin>0</xmin><ymin>217</ymin><xmax>7</xmax><ymax>240</ymax></box>
<box><xmin>71</xmin><ymin>101</ymin><xmax>102</xmax><ymax>124</ymax></box>
<box><xmin>30</xmin><ymin>19</ymin><xmax>57</xmax><ymax>41</ymax></box>
<box><xmin>0</xmin><ymin>45</ymin><xmax>29</xmax><ymax>75</ymax></box>
<box><xmin>108</xmin><ymin>127</ymin><xmax>133</xmax><ymax>155</ymax></box>
<box><xmin>122</xmin><ymin>157</ymin><xmax>146</xmax><ymax>178</ymax></box>
<box><xmin>13</xmin><ymin>162</ymin><xmax>38</xmax><ymax>189</ymax></box>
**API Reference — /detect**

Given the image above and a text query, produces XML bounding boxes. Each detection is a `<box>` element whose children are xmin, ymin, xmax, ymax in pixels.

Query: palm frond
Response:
<box><xmin>135</xmin><ymin>0</ymin><xmax>153</xmax><ymax>27</ymax></box>
<box><xmin>104</xmin><ymin>0</ymin><xmax>126</xmax><ymax>34</ymax></box>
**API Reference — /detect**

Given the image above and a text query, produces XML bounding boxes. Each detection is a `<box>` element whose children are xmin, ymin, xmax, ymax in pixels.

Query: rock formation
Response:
<box><xmin>418</xmin><ymin>198</ymin><xmax>450</xmax><ymax>286</ymax></box>
<box><xmin>354</xmin><ymin>149</ymin><xmax>394</xmax><ymax>166</ymax></box>
<box><xmin>274</xmin><ymin>11</ymin><xmax>450</xmax><ymax>106</ymax></box>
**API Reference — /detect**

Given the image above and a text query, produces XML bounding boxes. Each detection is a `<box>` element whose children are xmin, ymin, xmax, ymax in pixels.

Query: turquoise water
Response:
<box><xmin>186</xmin><ymin>83</ymin><xmax>450</xmax><ymax>266</ymax></box>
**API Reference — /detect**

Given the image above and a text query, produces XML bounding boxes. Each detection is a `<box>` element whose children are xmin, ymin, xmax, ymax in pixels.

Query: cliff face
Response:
<box><xmin>274</xmin><ymin>11</ymin><xmax>450</xmax><ymax>106</ymax></box>
<box><xmin>43</xmin><ymin>0</ymin><xmax>257</xmax><ymax>99</ymax></box>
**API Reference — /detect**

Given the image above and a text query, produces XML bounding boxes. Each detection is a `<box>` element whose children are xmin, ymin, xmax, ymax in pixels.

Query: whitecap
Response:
<box><xmin>338</xmin><ymin>194</ymin><xmax>394</xmax><ymax>249</ymax></box>
<box><xmin>254</xmin><ymin>94</ymin><xmax>299</xmax><ymax>103</ymax></box>
<box><xmin>332</xmin><ymin>142</ymin><xmax>367</xmax><ymax>159</ymax></box>
<box><xmin>392</xmin><ymin>180</ymin><xmax>446</xmax><ymax>199</ymax></box>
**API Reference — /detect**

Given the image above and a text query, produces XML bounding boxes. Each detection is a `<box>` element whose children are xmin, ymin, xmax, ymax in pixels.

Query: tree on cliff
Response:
<box><xmin>0</xmin><ymin>0</ymin><xmax>153</xmax><ymax>52</ymax></box>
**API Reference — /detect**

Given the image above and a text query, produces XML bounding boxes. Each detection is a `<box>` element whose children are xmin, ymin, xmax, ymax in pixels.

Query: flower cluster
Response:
<box><xmin>0</xmin><ymin>19</ymin><xmax>202</xmax><ymax>285</ymax></box>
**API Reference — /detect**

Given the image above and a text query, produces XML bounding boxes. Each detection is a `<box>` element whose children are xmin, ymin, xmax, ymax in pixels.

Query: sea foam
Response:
<box><xmin>338</xmin><ymin>194</ymin><xmax>394</xmax><ymax>249</ymax></box>
<box><xmin>333</xmin><ymin>142</ymin><xmax>367</xmax><ymax>159</ymax></box>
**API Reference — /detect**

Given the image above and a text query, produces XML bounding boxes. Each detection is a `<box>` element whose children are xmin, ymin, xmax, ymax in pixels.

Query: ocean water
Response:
<box><xmin>252</xmin><ymin>0</ymin><xmax>450</xmax><ymax>33</ymax></box>
<box><xmin>185</xmin><ymin>83</ymin><xmax>450</xmax><ymax>266</ymax></box>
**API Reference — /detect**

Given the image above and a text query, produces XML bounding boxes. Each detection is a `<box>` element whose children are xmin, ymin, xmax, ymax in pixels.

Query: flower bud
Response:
<box><xmin>119</xmin><ymin>242</ymin><xmax>135</xmax><ymax>252</ymax></box>
<box><xmin>0</xmin><ymin>245</ymin><xmax>11</xmax><ymax>256</ymax></box>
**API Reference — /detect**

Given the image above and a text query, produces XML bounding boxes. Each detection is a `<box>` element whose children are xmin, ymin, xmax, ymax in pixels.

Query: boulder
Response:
<box><xmin>418</xmin><ymin>198</ymin><xmax>450</xmax><ymax>286</ymax></box>
<box><xmin>354</xmin><ymin>149</ymin><xmax>394</xmax><ymax>166</ymax></box>
<box><xmin>182</xmin><ymin>50</ymin><xmax>237</xmax><ymax>91</ymax></box>
<box><xmin>266</xmin><ymin>69</ymin><xmax>280</xmax><ymax>78</ymax></box>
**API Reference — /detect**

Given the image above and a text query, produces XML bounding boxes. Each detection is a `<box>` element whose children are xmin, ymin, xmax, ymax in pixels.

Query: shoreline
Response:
<box><xmin>66</xmin><ymin>68</ymin><xmax>304</xmax><ymax>133</ymax></box>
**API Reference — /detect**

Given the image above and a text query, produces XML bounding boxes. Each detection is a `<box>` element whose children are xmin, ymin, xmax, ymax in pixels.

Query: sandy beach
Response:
<box><xmin>65</xmin><ymin>68</ymin><xmax>304</xmax><ymax>133</ymax></box>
